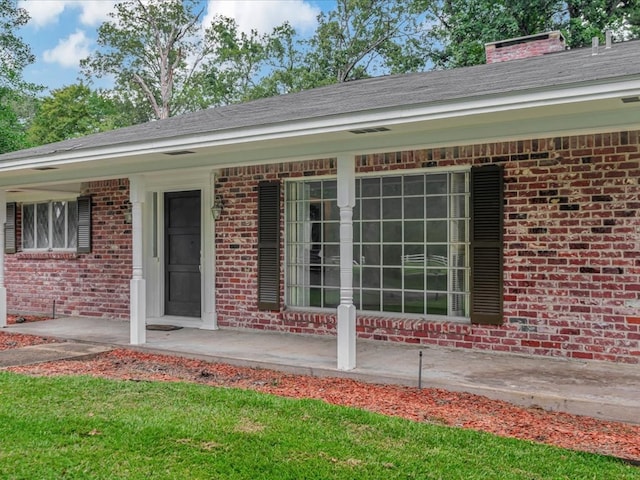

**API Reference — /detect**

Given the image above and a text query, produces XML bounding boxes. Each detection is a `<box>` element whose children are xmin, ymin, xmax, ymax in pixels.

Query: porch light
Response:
<box><xmin>211</xmin><ymin>195</ymin><xmax>224</xmax><ymax>220</ymax></box>
<box><xmin>124</xmin><ymin>203</ymin><xmax>133</xmax><ymax>224</ymax></box>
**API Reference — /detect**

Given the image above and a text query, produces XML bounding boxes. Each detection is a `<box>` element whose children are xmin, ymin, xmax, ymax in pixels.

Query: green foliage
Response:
<box><xmin>1</xmin><ymin>373</ymin><xmax>639</xmax><ymax>479</ymax></box>
<box><xmin>0</xmin><ymin>0</ymin><xmax>34</xmax><ymax>90</ymax></box>
<box><xmin>302</xmin><ymin>0</ymin><xmax>429</xmax><ymax>84</ymax></box>
<box><xmin>425</xmin><ymin>0</ymin><xmax>640</xmax><ymax>68</ymax></box>
<box><xmin>251</xmin><ymin>0</ymin><xmax>432</xmax><ymax>98</ymax></box>
<box><xmin>0</xmin><ymin>89</ymin><xmax>29</xmax><ymax>153</ymax></box>
<box><xmin>26</xmin><ymin>84</ymin><xmax>133</xmax><ymax>146</ymax></box>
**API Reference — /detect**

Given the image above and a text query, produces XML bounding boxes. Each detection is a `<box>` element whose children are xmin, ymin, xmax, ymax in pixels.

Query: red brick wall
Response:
<box><xmin>215</xmin><ymin>131</ymin><xmax>640</xmax><ymax>363</ymax></box>
<box><xmin>6</xmin><ymin>179</ymin><xmax>131</xmax><ymax>319</ymax></box>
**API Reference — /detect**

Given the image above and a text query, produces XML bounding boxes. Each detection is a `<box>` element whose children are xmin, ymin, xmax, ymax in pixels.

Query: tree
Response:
<box><xmin>204</xmin><ymin>16</ymin><xmax>275</xmax><ymax>105</ymax></box>
<box><xmin>26</xmin><ymin>84</ymin><xmax>133</xmax><ymax>146</ymax></box>
<box><xmin>0</xmin><ymin>0</ymin><xmax>34</xmax><ymax>90</ymax></box>
<box><xmin>253</xmin><ymin>0</ymin><xmax>433</xmax><ymax>97</ymax></box>
<box><xmin>426</xmin><ymin>0</ymin><xmax>640</xmax><ymax>68</ymax></box>
<box><xmin>81</xmin><ymin>0</ymin><xmax>224</xmax><ymax>120</ymax></box>
<box><xmin>0</xmin><ymin>0</ymin><xmax>39</xmax><ymax>153</ymax></box>
<box><xmin>305</xmin><ymin>0</ymin><xmax>430</xmax><ymax>84</ymax></box>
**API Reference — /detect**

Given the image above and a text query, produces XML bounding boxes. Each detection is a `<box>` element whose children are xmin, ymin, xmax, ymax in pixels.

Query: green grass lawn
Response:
<box><xmin>0</xmin><ymin>372</ymin><xmax>637</xmax><ymax>479</ymax></box>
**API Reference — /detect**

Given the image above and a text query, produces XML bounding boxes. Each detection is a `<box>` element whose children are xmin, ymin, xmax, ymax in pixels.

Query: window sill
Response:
<box><xmin>284</xmin><ymin>306</ymin><xmax>470</xmax><ymax>324</ymax></box>
<box><xmin>14</xmin><ymin>251</ymin><xmax>79</xmax><ymax>261</ymax></box>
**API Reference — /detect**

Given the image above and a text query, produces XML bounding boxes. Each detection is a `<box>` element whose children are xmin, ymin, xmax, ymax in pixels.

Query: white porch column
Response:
<box><xmin>129</xmin><ymin>176</ymin><xmax>146</xmax><ymax>344</ymax></box>
<box><xmin>201</xmin><ymin>171</ymin><xmax>218</xmax><ymax>330</ymax></box>
<box><xmin>0</xmin><ymin>191</ymin><xmax>6</xmax><ymax>328</ymax></box>
<box><xmin>336</xmin><ymin>155</ymin><xmax>356</xmax><ymax>370</ymax></box>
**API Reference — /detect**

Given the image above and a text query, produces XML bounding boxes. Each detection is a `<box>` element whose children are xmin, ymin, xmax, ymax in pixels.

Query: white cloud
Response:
<box><xmin>18</xmin><ymin>0</ymin><xmax>68</xmax><ymax>27</ymax></box>
<box><xmin>204</xmin><ymin>0</ymin><xmax>319</xmax><ymax>35</ymax></box>
<box><xmin>43</xmin><ymin>30</ymin><xmax>92</xmax><ymax>68</ymax></box>
<box><xmin>77</xmin><ymin>1</ymin><xmax>117</xmax><ymax>26</ymax></box>
<box><xmin>18</xmin><ymin>0</ymin><xmax>114</xmax><ymax>28</ymax></box>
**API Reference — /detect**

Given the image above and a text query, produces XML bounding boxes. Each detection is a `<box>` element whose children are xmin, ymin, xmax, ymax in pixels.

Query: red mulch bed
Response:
<box><xmin>1</xmin><ymin>328</ymin><xmax>639</xmax><ymax>463</ymax></box>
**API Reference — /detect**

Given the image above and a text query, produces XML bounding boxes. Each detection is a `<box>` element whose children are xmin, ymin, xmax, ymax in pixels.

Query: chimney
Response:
<box><xmin>485</xmin><ymin>31</ymin><xmax>566</xmax><ymax>64</ymax></box>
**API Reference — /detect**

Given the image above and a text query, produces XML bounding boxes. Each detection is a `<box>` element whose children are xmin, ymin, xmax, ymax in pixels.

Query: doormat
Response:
<box><xmin>146</xmin><ymin>324</ymin><xmax>183</xmax><ymax>331</ymax></box>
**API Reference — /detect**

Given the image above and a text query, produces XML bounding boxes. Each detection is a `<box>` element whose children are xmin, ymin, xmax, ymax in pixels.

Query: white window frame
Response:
<box><xmin>21</xmin><ymin>200</ymin><xmax>78</xmax><ymax>251</ymax></box>
<box><xmin>285</xmin><ymin>168</ymin><xmax>470</xmax><ymax>319</ymax></box>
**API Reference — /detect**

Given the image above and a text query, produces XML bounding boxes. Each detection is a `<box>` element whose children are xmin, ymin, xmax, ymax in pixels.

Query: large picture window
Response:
<box><xmin>22</xmin><ymin>201</ymin><xmax>78</xmax><ymax>250</ymax></box>
<box><xmin>285</xmin><ymin>171</ymin><xmax>469</xmax><ymax>318</ymax></box>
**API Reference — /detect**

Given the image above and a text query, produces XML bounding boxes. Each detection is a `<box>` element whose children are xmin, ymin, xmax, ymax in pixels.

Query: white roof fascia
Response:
<box><xmin>2</xmin><ymin>77</ymin><xmax>638</xmax><ymax>172</ymax></box>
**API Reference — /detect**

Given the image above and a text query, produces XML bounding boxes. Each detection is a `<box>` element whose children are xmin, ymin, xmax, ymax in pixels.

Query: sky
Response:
<box><xmin>17</xmin><ymin>0</ymin><xmax>329</xmax><ymax>93</ymax></box>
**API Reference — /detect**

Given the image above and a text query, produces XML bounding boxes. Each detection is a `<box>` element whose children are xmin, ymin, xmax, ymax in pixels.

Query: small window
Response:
<box><xmin>22</xmin><ymin>201</ymin><xmax>78</xmax><ymax>250</ymax></box>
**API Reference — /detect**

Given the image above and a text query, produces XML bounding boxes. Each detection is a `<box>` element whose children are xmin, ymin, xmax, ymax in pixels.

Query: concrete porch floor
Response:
<box><xmin>5</xmin><ymin>316</ymin><xmax>639</xmax><ymax>425</ymax></box>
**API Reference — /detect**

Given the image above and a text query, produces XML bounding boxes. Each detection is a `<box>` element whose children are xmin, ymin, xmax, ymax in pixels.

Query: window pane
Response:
<box><xmin>362</xmin><ymin>267</ymin><xmax>381</xmax><ymax>288</ymax></box>
<box><xmin>36</xmin><ymin>203</ymin><xmax>49</xmax><ymax>248</ymax></box>
<box><xmin>67</xmin><ymin>201</ymin><xmax>78</xmax><ymax>248</ymax></box>
<box><xmin>404</xmin><ymin>175</ymin><xmax>424</xmax><ymax>196</ymax></box>
<box><xmin>404</xmin><ymin>197</ymin><xmax>423</xmax><ymax>219</ymax></box>
<box><xmin>383</xmin><ymin>221</ymin><xmax>401</xmax><ymax>242</ymax></box>
<box><xmin>382</xmin><ymin>244</ymin><xmax>402</xmax><ymax>266</ymax></box>
<box><xmin>426</xmin><ymin>196</ymin><xmax>447</xmax><ymax>218</ymax></box>
<box><xmin>324</xmin><ymin>222</ymin><xmax>339</xmax><ymax>243</ymax></box>
<box><xmin>427</xmin><ymin>294</ymin><xmax>448</xmax><ymax>315</ymax></box>
<box><xmin>22</xmin><ymin>204</ymin><xmax>35</xmax><ymax>249</ymax></box>
<box><xmin>382</xmin><ymin>267</ymin><xmax>401</xmax><ymax>289</ymax></box>
<box><xmin>382</xmin><ymin>198</ymin><xmax>401</xmax><ymax>219</ymax></box>
<box><xmin>382</xmin><ymin>176</ymin><xmax>401</xmax><ymax>196</ymax></box>
<box><xmin>426</xmin><ymin>221</ymin><xmax>447</xmax><ymax>242</ymax></box>
<box><xmin>425</xmin><ymin>174</ymin><xmax>447</xmax><ymax>194</ymax></box>
<box><xmin>361</xmin><ymin>290</ymin><xmax>380</xmax><ymax>310</ymax></box>
<box><xmin>404</xmin><ymin>221</ymin><xmax>423</xmax><ymax>243</ymax></box>
<box><xmin>361</xmin><ymin>178</ymin><xmax>380</xmax><ymax>197</ymax></box>
<box><xmin>361</xmin><ymin>222</ymin><xmax>380</xmax><ymax>243</ymax></box>
<box><xmin>362</xmin><ymin>244</ymin><xmax>380</xmax><ymax>265</ymax></box>
<box><xmin>382</xmin><ymin>290</ymin><xmax>402</xmax><ymax>312</ymax></box>
<box><xmin>52</xmin><ymin>202</ymin><xmax>66</xmax><ymax>248</ymax></box>
<box><xmin>361</xmin><ymin>199</ymin><xmax>380</xmax><ymax>220</ymax></box>
<box><xmin>404</xmin><ymin>266</ymin><xmax>424</xmax><ymax>290</ymax></box>
<box><xmin>404</xmin><ymin>292</ymin><xmax>425</xmax><ymax>314</ymax></box>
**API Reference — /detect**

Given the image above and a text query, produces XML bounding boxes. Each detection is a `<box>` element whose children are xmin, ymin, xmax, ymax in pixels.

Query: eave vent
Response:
<box><xmin>348</xmin><ymin>127</ymin><xmax>390</xmax><ymax>135</ymax></box>
<box><xmin>31</xmin><ymin>166</ymin><xmax>58</xmax><ymax>171</ymax></box>
<box><xmin>164</xmin><ymin>150</ymin><xmax>195</xmax><ymax>156</ymax></box>
<box><xmin>621</xmin><ymin>96</ymin><xmax>640</xmax><ymax>104</ymax></box>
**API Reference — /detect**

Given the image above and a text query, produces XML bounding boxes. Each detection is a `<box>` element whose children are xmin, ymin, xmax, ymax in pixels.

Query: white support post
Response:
<box><xmin>0</xmin><ymin>191</ymin><xmax>6</xmax><ymax>328</ymax></box>
<box><xmin>336</xmin><ymin>155</ymin><xmax>356</xmax><ymax>370</ymax></box>
<box><xmin>202</xmin><ymin>171</ymin><xmax>218</xmax><ymax>330</ymax></box>
<box><xmin>129</xmin><ymin>176</ymin><xmax>146</xmax><ymax>345</ymax></box>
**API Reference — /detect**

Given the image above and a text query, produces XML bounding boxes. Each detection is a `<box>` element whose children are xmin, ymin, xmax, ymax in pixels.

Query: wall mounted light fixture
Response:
<box><xmin>124</xmin><ymin>202</ymin><xmax>133</xmax><ymax>224</ymax></box>
<box><xmin>211</xmin><ymin>195</ymin><xmax>224</xmax><ymax>220</ymax></box>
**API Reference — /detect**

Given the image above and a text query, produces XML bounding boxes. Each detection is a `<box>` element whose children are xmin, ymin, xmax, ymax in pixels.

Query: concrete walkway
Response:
<box><xmin>0</xmin><ymin>342</ymin><xmax>112</xmax><ymax>368</ymax></box>
<box><xmin>4</xmin><ymin>317</ymin><xmax>640</xmax><ymax>425</ymax></box>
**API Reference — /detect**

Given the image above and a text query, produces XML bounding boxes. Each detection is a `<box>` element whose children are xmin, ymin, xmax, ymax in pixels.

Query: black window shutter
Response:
<box><xmin>5</xmin><ymin>202</ymin><xmax>16</xmax><ymax>254</ymax></box>
<box><xmin>257</xmin><ymin>181</ymin><xmax>281</xmax><ymax>310</ymax></box>
<box><xmin>470</xmin><ymin>164</ymin><xmax>504</xmax><ymax>325</ymax></box>
<box><xmin>76</xmin><ymin>196</ymin><xmax>92</xmax><ymax>253</ymax></box>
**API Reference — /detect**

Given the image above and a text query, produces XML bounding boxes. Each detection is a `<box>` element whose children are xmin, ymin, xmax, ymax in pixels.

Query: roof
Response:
<box><xmin>1</xmin><ymin>38</ymin><xmax>639</xmax><ymax>164</ymax></box>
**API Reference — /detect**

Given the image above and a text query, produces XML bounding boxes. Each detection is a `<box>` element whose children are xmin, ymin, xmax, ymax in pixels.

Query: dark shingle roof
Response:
<box><xmin>2</xmin><ymin>39</ymin><xmax>639</xmax><ymax>162</ymax></box>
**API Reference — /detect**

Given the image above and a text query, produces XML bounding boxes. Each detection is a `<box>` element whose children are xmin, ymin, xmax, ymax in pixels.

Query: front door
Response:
<box><xmin>164</xmin><ymin>190</ymin><xmax>201</xmax><ymax>317</ymax></box>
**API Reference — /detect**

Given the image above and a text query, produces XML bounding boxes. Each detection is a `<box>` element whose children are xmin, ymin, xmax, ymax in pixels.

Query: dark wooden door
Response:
<box><xmin>165</xmin><ymin>191</ymin><xmax>201</xmax><ymax>317</ymax></box>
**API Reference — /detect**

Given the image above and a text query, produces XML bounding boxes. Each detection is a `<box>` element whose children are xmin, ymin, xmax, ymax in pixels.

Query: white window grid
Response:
<box><xmin>22</xmin><ymin>201</ymin><xmax>78</xmax><ymax>251</ymax></box>
<box><xmin>285</xmin><ymin>170</ymin><xmax>470</xmax><ymax>318</ymax></box>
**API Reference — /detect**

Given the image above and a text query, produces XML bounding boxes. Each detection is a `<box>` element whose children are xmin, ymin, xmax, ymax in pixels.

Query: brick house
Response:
<box><xmin>1</xmin><ymin>32</ymin><xmax>639</xmax><ymax>368</ymax></box>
